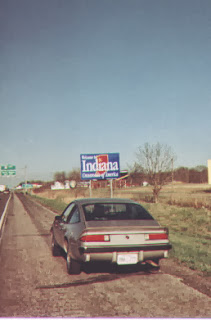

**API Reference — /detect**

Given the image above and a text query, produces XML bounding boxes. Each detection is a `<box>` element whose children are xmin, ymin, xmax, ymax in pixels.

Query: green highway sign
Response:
<box><xmin>22</xmin><ymin>184</ymin><xmax>33</xmax><ymax>189</ymax></box>
<box><xmin>1</xmin><ymin>170</ymin><xmax>16</xmax><ymax>176</ymax></box>
<box><xmin>1</xmin><ymin>165</ymin><xmax>16</xmax><ymax>170</ymax></box>
<box><xmin>1</xmin><ymin>164</ymin><xmax>16</xmax><ymax>176</ymax></box>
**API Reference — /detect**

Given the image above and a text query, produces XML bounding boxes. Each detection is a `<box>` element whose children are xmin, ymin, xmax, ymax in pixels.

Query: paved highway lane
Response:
<box><xmin>0</xmin><ymin>193</ymin><xmax>10</xmax><ymax>219</ymax></box>
<box><xmin>0</xmin><ymin>194</ymin><xmax>210</xmax><ymax>317</ymax></box>
<box><xmin>0</xmin><ymin>192</ymin><xmax>11</xmax><ymax>243</ymax></box>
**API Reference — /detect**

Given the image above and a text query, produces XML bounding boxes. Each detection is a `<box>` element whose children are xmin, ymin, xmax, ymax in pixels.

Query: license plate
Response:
<box><xmin>117</xmin><ymin>253</ymin><xmax>138</xmax><ymax>265</ymax></box>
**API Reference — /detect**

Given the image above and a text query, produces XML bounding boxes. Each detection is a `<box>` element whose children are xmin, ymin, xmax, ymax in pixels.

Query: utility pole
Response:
<box><xmin>24</xmin><ymin>165</ymin><xmax>27</xmax><ymax>194</ymax></box>
<box><xmin>171</xmin><ymin>158</ymin><xmax>174</xmax><ymax>183</ymax></box>
<box><xmin>208</xmin><ymin>160</ymin><xmax>211</xmax><ymax>185</ymax></box>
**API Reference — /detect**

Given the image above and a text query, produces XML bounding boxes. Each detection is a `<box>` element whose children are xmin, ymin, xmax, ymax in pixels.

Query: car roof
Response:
<box><xmin>73</xmin><ymin>198</ymin><xmax>137</xmax><ymax>205</ymax></box>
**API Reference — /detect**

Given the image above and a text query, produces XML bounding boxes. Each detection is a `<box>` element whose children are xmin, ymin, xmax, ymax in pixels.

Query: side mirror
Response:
<box><xmin>55</xmin><ymin>215</ymin><xmax>62</xmax><ymax>221</ymax></box>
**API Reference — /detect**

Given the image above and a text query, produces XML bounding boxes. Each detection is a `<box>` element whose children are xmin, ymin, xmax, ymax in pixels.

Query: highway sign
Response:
<box><xmin>1</xmin><ymin>165</ymin><xmax>16</xmax><ymax>176</ymax></box>
<box><xmin>80</xmin><ymin>153</ymin><xmax>120</xmax><ymax>180</ymax></box>
<box><xmin>22</xmin><ymin>184</ymin><xmax>33</xmax><ymax>189</ymax></box>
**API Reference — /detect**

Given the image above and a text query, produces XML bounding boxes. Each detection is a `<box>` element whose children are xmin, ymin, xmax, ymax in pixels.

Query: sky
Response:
<box><xmin>1</xmin><ymin>0</ymin><xmax>211</xmax><ymax>186</ymax></box>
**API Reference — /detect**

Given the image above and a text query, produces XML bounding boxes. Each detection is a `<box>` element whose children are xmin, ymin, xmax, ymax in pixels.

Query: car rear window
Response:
<box><xmin>82</xmin><ymin>203</ymin><xmax>154</xmax><ymax>221</ymax></box>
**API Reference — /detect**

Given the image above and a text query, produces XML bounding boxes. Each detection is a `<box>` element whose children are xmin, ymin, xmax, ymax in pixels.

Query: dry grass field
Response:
<box><xmin>33</xmin><ymin>182</ymin><xmax>211</xmax><ymax>209</ymax></box>
<box><xmin>115</xmin><ymin>183</ymin><xmax>211</xmax><ymax>209</ymax></box>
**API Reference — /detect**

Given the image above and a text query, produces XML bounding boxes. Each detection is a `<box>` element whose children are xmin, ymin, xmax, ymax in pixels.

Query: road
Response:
<box><xmin>0</xmin><ymin>192</ymin><xmax>10</xmax><ymax>243</ymax></box>
<box><xmin>0</xmin><ymin>193</ymin><xmax>10</xmax><ymax>219</ymax></box>
<box><xmin>0</xmin><ymin>193</ymin><xmax>210</xmax><ymax>318</ymax></box>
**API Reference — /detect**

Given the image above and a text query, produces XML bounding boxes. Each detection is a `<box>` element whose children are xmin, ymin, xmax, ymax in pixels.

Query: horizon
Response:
<box><xmin>0</xmin><ymin>160</ymin><xmax>209</xmax><ymax>189</ymax></box>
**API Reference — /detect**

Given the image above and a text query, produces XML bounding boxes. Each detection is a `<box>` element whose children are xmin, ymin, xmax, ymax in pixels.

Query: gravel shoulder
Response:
<box><xmin>160</xmin><ymin>259</ymin><xmax>211</xmax><ymax>298</ymax></box>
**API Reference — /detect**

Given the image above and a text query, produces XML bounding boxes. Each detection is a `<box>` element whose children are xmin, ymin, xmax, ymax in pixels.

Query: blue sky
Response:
<box><xmin>1</xmin><ymin>0</ymin><xmax>211</xmax><ymax>185</ymax></box>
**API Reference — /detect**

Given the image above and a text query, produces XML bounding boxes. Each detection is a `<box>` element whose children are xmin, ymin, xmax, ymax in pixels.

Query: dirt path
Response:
<box><xmin>0</xmin><ymin>194</ymin><xmax>210</xmax><ymax>318</ymax></box>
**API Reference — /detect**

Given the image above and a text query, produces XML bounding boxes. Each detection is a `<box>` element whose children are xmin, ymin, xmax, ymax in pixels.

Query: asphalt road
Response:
<box><xmin>0</xmin><ymin>192</ymin><xmax>10</xmax><ymax>219</ymax></box>
<box><xmin>0</xmin><ymin>192</ymin><xmax>11</xmax><ymax>243</ymax></box>
<box><xmin>0</xmin><ymin>193</ymin><xmax>210</xmax><ymax>318</ymax></box>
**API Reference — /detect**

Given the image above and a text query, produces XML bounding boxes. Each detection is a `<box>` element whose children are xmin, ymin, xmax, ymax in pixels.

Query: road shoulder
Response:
<box><xmin>160</xmin><ymin>258</ymin><xmax>211</xmax><ymax>297</ymax></box>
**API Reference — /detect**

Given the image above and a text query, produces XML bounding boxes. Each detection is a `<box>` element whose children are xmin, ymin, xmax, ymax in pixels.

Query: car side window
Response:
<box><xmin>68</xmin><ymin>207</ymin><xmax>80</xmax><ymax>224</ymax></box>
<box><xmin>61</xmin><ymin>203</ymin><xmax>75</xmax><ymax>223</ymax></box>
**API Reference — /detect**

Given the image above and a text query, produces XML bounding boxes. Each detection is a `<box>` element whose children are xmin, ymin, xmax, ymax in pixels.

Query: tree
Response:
<box><xmin>174</xmin><ymin>167</ymin><xmax>189</xmax><ymax>183</ymax></box>
<box><xmin>67</xmin><ymin>168</ymin><xmax>81</xmax><ymax>182</ymax></box>
<box><xmin>128</xmin><ymin>163</ymin><xmax>145</xmax><ymax>186</ymax></box>
<box><xmin>189</xmin><ymin>166</ymin><xmax>208</xmax><ymax>183</ymax></box>
<box><xmin>174</xmin><ymin>166</ymin><xmax>208</xmax><ymax>183</ymax></box>
<box><xmin>54</xmin><ymin>171</ymin><xmax>66</xmax><ymax>182</ymax></box>
<box><xmin>135</xmin><ymin>142</ymin><xmax>176</xmax><ymax>203</ymax></box>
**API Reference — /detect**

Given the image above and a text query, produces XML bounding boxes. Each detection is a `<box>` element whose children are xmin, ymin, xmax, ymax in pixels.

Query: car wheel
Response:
<box><xmin>51</xmin><ymin>233</ymin><xmax>61</xmax><ymax>256</ymax></box>
<box><xmin>66</xmin><ymin>245</ymin><xmax>81</xmax><ymax>275</ymax></box>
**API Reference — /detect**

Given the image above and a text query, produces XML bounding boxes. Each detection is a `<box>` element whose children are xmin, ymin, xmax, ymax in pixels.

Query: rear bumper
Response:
<box><xmin>79</xmin><ymin>243</ymin><xmax>172</xmax><ymax>263</ymax></box>
<box><xmin>80</xmin><ymin>244</ymin><xmax>172</xmax><ymax>254</ymax></box>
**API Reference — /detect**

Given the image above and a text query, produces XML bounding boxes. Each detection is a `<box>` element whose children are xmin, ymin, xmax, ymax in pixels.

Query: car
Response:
<box><xmin>50</xmin><ymin>198</ymin><xmax>172</xmax><ymax>274</ymax></box>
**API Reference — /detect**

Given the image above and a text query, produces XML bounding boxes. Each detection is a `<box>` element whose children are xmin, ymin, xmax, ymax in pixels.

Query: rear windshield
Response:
<box><xmin>82</xmin><ymin>203</ymin><xmax>154</xmax><ymax>221</ymax></box>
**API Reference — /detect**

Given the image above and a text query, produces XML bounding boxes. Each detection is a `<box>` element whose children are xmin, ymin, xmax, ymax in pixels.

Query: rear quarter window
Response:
<box><xmin>131</xmin><ymin>204</ymin><xmax>154</xmax><ymax>220</ymax></box>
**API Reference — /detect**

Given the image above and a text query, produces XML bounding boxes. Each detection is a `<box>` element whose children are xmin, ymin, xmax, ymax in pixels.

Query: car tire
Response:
<box><xmin>51</xmin><ymin>233</ymin><xmax>61</xmax><ymax>257</ymax></box>
<box><xmin>66</xmin><ymin>245</ymin><xmax>81</xmax><ymax>275</ymax></box>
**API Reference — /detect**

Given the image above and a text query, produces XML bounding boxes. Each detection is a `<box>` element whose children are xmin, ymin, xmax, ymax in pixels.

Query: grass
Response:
<box><xmin>114</xmin><ymin>183</ymin><xmax>211</xmax><ymax>209</ymax></box>
<box><xmin>142</xmin><ymin>203</ymin><xmax>211</xmax><ymax>275</ymax></box>
<box><xmin>169</xmin><ymin>232</ymin><xmax>210</xmax><ymax>273</ymax></box>
<box><xmin>32</xmin><ymin>194</ymin><xmax>67</xmax><ymax>213</ymax></box>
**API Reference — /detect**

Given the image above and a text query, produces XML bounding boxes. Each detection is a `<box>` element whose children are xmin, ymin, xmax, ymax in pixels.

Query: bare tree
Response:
<box><xmin>136</xmin><ymin>142</ymin><xmax>176</xmax><ymax>203</ymax></box>
<box><xmin>127</xmin><ymin>163</ymin><xmax>145</xmax><ymax>186</ymax></box>
<box><xmin>54</xmin><ymin>171</ymin><xmax>66</xmax><ymax>182</ymax></box>
<box><xmin>67</xmin><ymin>168</ymin><xmax>81</xmax><ymax>182</ymax></box>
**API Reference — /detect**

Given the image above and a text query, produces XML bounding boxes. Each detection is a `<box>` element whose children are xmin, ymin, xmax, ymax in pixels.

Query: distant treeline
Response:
<box><xmin>129</xmin><ymin>166</ymin><xmax>208</xmax><ymax>185</ymax></box>
<box><xmin>53</xmin><ymin>166</ymin><xmax>208</xmax><ymax>185</ymax></box>
<box><xmin>22</xmin><ymin>166</ymin><xmax>208</xmax><ymax>188</ymax></box>
<box><xmin>173</xmin><ymin>166</ymin><xmax>208</xmax><ymax>183</ymax></box>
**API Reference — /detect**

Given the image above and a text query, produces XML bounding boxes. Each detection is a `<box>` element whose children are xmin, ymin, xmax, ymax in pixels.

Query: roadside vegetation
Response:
<box><xmin>143</xmin><ymin>202</ymin><xmax>211</xmax><ymax>275</ymax></box>
<box><xmin>31</xmin><ymin>194</ymin><xmax>67</xmax><ymax>213</ymax></box>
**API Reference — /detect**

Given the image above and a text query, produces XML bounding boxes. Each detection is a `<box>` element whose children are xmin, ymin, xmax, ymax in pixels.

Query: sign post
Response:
<box><xmin>89</xmin><ymin>180</ymin><xmax>92</xmax><ymax>198</ymax></box>
<box><xmin>110</xmin><ymin>179</ymin><xmax>113</xmax><ymax>198</ymax></box>
<box><xmin>80</xmin><ymin>153</ymin><xmax>120</xmax><ymax>198</ymax></box>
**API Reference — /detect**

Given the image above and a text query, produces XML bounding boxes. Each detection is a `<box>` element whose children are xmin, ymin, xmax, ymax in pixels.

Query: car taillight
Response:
<box><xmin>148</xmin><ymin>233</ymin><xmax>168</xmax><ymax>240</ymax></box>
<box><xmin>80</xmin><ymin>234</ymin><xmax>110</xmax><ymax>242</ymax></box>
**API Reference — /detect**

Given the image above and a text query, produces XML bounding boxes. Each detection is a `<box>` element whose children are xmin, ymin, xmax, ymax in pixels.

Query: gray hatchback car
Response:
<box><xmin>50</xmin><ymin>198</ymin><xmax>172</xmax><ymax>274</ymax></box>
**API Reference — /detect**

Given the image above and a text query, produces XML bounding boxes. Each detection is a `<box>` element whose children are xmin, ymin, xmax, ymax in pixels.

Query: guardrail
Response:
<box><xmin>0</xmin><ymin>194</ymin><xmax>12</xmax><ymax>244</ymax></box>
